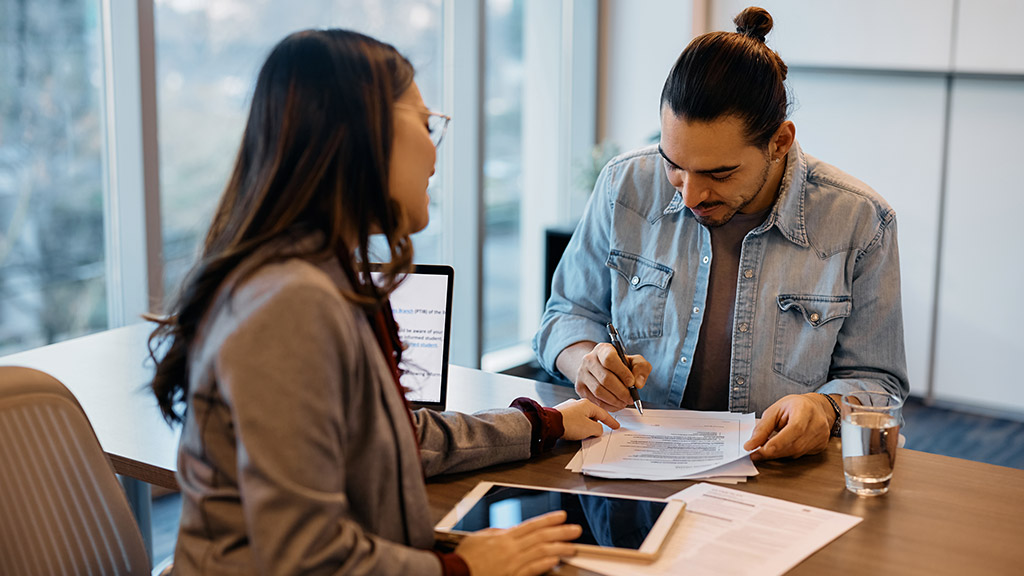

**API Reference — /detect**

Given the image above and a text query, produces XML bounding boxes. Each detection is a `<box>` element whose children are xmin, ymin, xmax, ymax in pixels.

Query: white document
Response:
<box><xmin>566</xmin><ymin>449</ymin><xmax>753</xmax><ymax>483</ymax></box>
<box><xmin>576</xmin><ymin>410</ymin><xmax>758</xmax><ymax>481</ymax></box>
<box><xmin>567</xmin><ymin>483</ymin><xmax>862</xmax><ymax>576</ymax></box>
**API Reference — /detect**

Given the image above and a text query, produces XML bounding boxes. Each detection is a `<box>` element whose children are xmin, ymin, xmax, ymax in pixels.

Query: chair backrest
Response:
<box><xmin>0</xmin><ymin>366</ymin><xmax>151</xmax><ymax>575</ymax></box>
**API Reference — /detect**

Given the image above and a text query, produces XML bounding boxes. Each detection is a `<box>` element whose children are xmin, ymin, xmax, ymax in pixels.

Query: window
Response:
<box><xmin>483</xmin><ymin>0</ymin><xmax>525</xmax><ymax>353</ymax></box>
<box><xmin>480</xmin><ymin>0</ymin><xmax>597</xmax><ymax>368</ymax></box>
<box><xmin>0</xmin><ymin>0</ymin><xmax>108</xmax><ymax>355</ymax></box>
<box><xmin>155</xmin><ymin>0</ymin><xmax>445</xmax><ymax>297</ymax></box>
<box><xmin>0</xmin><ymin>0</ymin><xmax>597</xmax><ymax>369</ymax></box>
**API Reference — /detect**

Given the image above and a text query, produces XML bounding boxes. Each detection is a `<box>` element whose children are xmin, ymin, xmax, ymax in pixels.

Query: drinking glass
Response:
<box><xmin>840</xmin><ymin>391</ymin><xmax>904</xmax><ymax>496</ymax></box>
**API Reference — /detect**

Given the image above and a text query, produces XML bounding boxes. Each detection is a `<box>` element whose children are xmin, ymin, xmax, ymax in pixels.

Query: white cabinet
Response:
<box><xmin>709</xmin><ymin>0</ymin><xmax>954</xmax><ymax>71</ymax></box>
<box><xmin>954</xmin><ymin>0</ymin><xmax>1024</xmax><ymax>74</ymax></box>
<box><xmin>786</xmin><ymin>70</ymin><xmax>948</xmax><ymax>398</ymax></box>
<box><xmin>933</xmin><ymin>78</ymin><xmax>1024</xmax><ymax>413</ymax></box>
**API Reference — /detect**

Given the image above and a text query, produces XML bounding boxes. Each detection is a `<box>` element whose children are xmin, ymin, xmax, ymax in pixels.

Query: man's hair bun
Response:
<box><xmin>734</xmin><ymin>6</ymin><xmax>773</xmax><ymax>42</ymax></box>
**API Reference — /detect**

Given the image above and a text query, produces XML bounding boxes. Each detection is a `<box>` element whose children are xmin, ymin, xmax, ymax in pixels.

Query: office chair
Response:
<box><xmin>0</xmin><ymin>366</ymin><xmax>157</xmax><ymax>575</ymax></box>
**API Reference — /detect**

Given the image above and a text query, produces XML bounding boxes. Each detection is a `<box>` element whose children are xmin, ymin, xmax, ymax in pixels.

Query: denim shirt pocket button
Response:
<box><xmin>606</xmin><ymin>250</ymin><xmax>674</xmax><ymax>339</ymax></box>
<box><xmin>773</xmin><ymin>294</ymin><xmax>852</xmax><ymax>385</ymax></box>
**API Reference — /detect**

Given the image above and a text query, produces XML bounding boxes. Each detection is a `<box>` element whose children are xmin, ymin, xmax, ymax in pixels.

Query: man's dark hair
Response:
<box><xmin>661</xmin><ymin>6</ymin><xmax>789</xmax><ymax>147</ymax></box>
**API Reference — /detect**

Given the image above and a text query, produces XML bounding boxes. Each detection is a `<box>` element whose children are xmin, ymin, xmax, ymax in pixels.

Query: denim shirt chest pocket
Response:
<box><xmin>773</xmin><ymin>294</ymin><xmax>852</xmax><ymax>385</ymax></box>
<box><xmin>606</xmin><ymin>250</ymin><xmax>673</xmax><ymax>339</ymax></box>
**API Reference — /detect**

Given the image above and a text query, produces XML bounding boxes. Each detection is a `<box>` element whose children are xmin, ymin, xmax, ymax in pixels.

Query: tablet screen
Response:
<box><xmin>451</xmin><ymin>484</ymin><xmax>669</xmax><ymax>550</ymax></box>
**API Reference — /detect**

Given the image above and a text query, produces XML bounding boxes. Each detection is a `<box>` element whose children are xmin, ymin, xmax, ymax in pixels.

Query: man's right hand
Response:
<box><xmin>559</xmin><ymin>342</ymin><xmax>651</xmax><ymax>412</ymax></box>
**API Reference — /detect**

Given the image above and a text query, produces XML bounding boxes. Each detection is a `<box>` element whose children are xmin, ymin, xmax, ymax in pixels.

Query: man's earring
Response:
<box><xmin>773</xmin><ymin>157</ymin><xmax>781</xmax><ymax>163</ymax></box>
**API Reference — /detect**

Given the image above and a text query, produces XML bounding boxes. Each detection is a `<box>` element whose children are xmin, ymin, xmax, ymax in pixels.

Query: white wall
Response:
<box><xmin>711</xmin><ymin>0</ymin><xmax>955</xmax><ymax>71</ymax></box>
<box><xmin>597</xmin><ymin>0</ymin><xmax>692</xmax><ymax>152</ymax></box>
<box><xmin>933</xmin><ymin>79</ymin><xmax>1024</xmax><ymax>414</ymax></box>
<box><xmin>954</xmin><ymin>0</ymin><xmax>1024</xmax><ymax>74</ymax></box>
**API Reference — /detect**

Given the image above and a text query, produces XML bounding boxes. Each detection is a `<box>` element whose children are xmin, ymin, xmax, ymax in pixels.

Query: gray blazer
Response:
<box><xmin>173</xmin><ymin>252</ymin><xmax>534</xmax><ymax>575</ymax></box>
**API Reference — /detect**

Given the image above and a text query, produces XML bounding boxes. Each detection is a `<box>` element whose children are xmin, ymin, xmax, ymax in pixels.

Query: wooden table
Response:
<box><xmin>2</xmin><ymin>324</ymin><xmax>1023</xmax><ymax>574</ymax></box>
<box><xmin>434</xmin><ymin>370</ymin><xmax>1024</xmax><ymax>575</ymax></box>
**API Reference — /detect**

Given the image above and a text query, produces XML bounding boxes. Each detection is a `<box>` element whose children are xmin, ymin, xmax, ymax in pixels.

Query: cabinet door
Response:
<box><xmin>954</xmin><ymin>0</ymin><xmax>1024</xmax><ymax>74</ymax></box>
<box><xmin>934</xmin><ymin>78</ymin><xmax>1024</xmax><ymax>413</ymax></box>
<box><xmin>710</xmin><ymin>0</ymin><xmax>954</xmax><ymax>71</ymax></box>
<box><xmin>786</xmin><ymin>70</ymin><xmax>947</xmax><ymax>397</ymax></box>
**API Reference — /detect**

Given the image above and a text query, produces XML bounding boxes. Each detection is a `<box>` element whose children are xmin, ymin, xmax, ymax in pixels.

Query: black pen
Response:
<box><xmin>606</xmin><ymin>322</ymin><xmax>644</xmax><ymax>415</ymax></box>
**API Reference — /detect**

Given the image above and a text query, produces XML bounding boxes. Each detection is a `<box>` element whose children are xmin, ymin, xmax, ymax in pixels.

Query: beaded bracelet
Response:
<box><xmin>819</xmin><ymin>393</ymin><xmax>842</xmax><ymax>437</ymax></box>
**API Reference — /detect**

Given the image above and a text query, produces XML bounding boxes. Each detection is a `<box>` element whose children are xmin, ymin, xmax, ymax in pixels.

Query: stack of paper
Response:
<box><xmin>567</xmin><ymin>483</ymin><xmax>863</xmax><ymax>576</ymax></box>
<box><xmin>566</xmin><ymin>409</ymin><xmax>758</xmax><ymax>483</ymax></box>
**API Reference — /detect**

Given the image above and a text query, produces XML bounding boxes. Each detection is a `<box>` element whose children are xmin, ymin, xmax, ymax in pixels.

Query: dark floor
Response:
<box><xmin>901</xmin><ymin>396</ymin><xmax>1024</xmax><ymax>468</ymax></box>
<box><xmin>150</xmin><ymin>366</ymin><xmax>1024</xmax><ymax>564</ymax></box>
<box><xmin>153</xmin><ymin>492</ymin><xmax>181</xmax><ymax>565</ymax></box>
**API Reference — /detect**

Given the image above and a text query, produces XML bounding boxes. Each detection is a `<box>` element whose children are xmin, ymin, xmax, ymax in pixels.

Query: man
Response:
<box><xmin>533</xmin><ymin>7</ymin><xmax>908</xmax><ymax>461</ymax></box>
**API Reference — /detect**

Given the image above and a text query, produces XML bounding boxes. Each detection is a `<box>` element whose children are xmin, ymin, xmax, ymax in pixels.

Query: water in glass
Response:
<box><xmin>841</xmin><ymin>412</ymin><xmax>900</xmax><ymax>496</ymax></box>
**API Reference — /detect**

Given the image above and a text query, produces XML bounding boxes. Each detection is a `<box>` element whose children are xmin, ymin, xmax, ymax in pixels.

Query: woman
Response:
<box><xmin>149</xmin><ymin>29</ymin><xmax>618</xmax><ymax>576</ymax></box>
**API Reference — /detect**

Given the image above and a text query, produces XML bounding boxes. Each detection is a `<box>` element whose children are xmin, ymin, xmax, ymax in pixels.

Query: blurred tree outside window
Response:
<box><xmin>0</xmin><ymin>0</ymin><xmax>108</xmax><ymax>355</ymax></box>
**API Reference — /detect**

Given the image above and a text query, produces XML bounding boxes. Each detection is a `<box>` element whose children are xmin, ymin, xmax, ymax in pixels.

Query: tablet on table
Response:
<box><xmin>435</xmin><ymin>481</ymin><xmax>685</xmax><ymax>561</ymax></box>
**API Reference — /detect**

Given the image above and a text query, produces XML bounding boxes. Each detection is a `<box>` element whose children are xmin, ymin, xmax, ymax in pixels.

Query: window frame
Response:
<box><xmin>101</xmin><ymin>0</ymin><xmax>162</xmax><ymax>328</ymax></box>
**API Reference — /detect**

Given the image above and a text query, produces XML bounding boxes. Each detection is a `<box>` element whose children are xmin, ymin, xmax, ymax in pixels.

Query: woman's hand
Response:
<box><xmin>554</xmin><ymin>398</ymin><xmax>620</xmax><ymax>441</ymax></box>
<box><xmin>455</xmin><ymin>511</ymin><xmax>581</xmax><ymax>576</ymax></box>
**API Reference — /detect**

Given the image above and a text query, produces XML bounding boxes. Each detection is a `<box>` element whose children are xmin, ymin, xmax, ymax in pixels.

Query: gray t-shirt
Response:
<box><xmin>682</xmin><ymin>207</ymin><xmax>770</xmax><ymax>410</ymax></box>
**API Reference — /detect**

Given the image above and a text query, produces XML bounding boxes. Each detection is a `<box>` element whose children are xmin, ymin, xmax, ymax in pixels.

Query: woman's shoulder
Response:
<box><xmin>186</xmin><ymin>255</ymin><xmax>365</xmax><ymax>396</ymax></box>
<box><xmin>225</xmin><ymin>257</ymin><xmax>357</xmax><ymax>327</ymax></box>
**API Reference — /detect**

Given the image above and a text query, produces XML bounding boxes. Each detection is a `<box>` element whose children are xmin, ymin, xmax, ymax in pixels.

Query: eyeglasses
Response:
<box><xmin>395</xmin><ymin>103</ymin><xmax>452</xmax><ymax>148</ymax></box>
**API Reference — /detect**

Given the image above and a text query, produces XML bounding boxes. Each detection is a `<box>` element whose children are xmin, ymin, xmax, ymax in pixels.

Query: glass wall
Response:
<box><xmin>0</xmin><ymin>0</ymin><xmax>108</xmax><ymax>355</ymax></box>
<box><xmin>155</xmin><ymin>0</ymin><xmax>445</xmax><ymax>299</ymax></box>
<box><xmin>482</xmin><ymin>0</ymin><xmax>524</xmax><ymax>353</ymax></box>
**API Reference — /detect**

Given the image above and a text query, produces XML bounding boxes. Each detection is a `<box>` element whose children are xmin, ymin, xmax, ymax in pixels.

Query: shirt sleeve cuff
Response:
<box><xmin>431</xmin><ymin>551</ymin><xmax>470</xmax><ymax>576</ymax></box>
<box><xmin>510</xmin><ymin>397</ymin><xmax>565</xmax><ymax>456</ymax></box>
<box><xmin>533</xmin><ymin>314</ymin><xmax>609</xmax><ymax>381</ymax></box>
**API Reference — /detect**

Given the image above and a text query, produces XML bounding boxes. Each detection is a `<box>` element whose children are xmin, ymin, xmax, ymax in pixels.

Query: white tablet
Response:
<box><xmin>435</xmin><ymin>482</ymin><xmax>685</xmax><ymax>561</ymax></box>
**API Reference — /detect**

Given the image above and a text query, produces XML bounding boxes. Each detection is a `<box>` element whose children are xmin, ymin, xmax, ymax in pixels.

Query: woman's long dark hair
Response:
<box><xmin>149</xmin><ymin>29</ymin><xmax>416</xmax><ymax>424</ymax></box>
<box><xmin>661</xmin><ymin>6</ymin><xmax>790</xmax><ymax>147</ymax></box>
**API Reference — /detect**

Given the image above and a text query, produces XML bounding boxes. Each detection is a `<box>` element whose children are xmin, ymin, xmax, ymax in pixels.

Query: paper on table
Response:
<box><xmin>565</xmin><ymin>449</ymin><xmax>751</xmax><ymax>483</ymax></box>
<box><xmin>565</xmin><ymin>447</ymin><xmax>583</xmax><ymax>472</ymax></box>
<box><xmin>577</xmin><ymin>410</ymin><xmax>757</xmax><ymax>480</ymax></box>
<box><xmin>566</xmin><ymin>483</ymin><xmax>863</xmax><ymax>576</ymax></box>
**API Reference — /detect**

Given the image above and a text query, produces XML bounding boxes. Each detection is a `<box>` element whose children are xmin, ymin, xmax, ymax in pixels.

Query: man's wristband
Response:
<box><xmin>819</xmin><ymin>393</ymin><xmax>842</xmax><ymax>437</ymax></box>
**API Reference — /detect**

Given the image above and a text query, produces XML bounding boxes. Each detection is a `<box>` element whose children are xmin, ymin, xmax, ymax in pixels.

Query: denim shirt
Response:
<box><xmin>533</xmin><ymin>142</ymin><xmax>909</xmax><ymax>415</ymax></box>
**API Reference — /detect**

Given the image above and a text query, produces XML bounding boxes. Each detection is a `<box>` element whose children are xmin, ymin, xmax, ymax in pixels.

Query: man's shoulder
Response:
<box><xmin>605</xmin><ymin>144</ymin><xmax>660</xmax><ymax>167</ymax></box>
<box><xmin>795</xmin><ymin>154</ymin><xmax>897</xmax><ymax>252</ymax></box>
<box><xmin>802</xmin><ymin>155</ymin><xmax>895</xmax><ymax>225</ymax></box>
<box><xmin>598</xmin><ymin>145</ymin><xmax>676</xmax><ymax>217</ymax></box>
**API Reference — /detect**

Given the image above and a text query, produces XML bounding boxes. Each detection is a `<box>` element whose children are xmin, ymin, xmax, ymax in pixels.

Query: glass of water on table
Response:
<box><xmin>840</xmin><ymin>391</ymin><xmax>904</xmax><ymax>496</ymax></box>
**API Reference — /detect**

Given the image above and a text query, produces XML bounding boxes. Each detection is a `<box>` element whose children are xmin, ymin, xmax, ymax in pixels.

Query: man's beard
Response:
<box><xmin>691</xmin><ymin>157</ymin><xmax>773</xmax><ymax>228</ymax></box>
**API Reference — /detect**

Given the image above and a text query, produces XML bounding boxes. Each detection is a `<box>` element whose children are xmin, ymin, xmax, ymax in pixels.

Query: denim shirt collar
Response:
<box><xmin>660</xmin><ymin>140</ymin><xmax>810</xmax><ymax>248</ymax></box>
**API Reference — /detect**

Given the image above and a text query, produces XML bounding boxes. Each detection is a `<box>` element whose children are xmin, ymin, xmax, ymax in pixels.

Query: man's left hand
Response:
<box><xmin>743</xmin><ymin>393</ymin><xmax>835</xmax><ymax>461</ymax></box>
